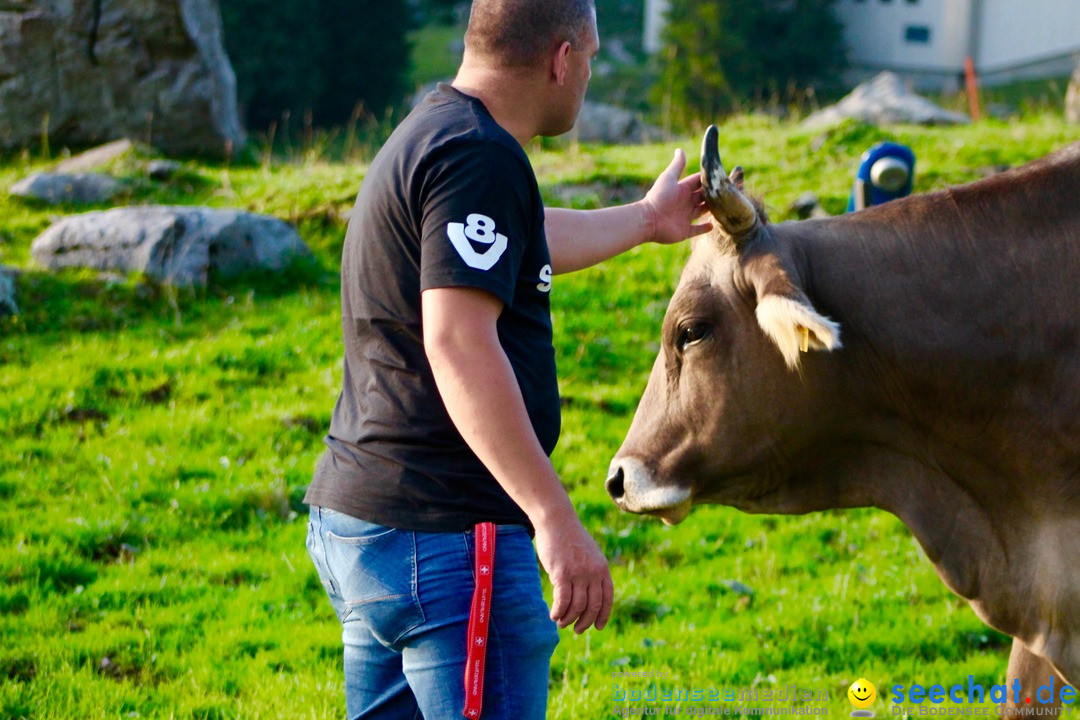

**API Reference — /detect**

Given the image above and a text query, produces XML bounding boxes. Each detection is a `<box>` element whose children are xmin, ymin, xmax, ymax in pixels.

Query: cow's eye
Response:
<box><xmin>676</xmin><ymin>322</ymin><xmax>710</xmax><ymax>351</ymax></box>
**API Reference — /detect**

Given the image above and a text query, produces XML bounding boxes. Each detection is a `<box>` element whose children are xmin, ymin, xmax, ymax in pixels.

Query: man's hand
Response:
<box><xmin>546</xmin><ymin>147</ymin><xmax>712</xmax><ymax>273</ymax></box>
<box><xmin>641</xmin><ymin>148</ymin><xmax>712</xmax><ymax>246</ymax></box>
<box><xmin>533</xmin><ymin>511</ymin><xmax>613</xmax><ymax>633</ymax></box>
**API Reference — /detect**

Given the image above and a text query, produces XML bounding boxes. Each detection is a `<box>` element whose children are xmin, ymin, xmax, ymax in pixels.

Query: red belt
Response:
<box><xmin>463</xmin><ymin>522</ymin><xmax>495</xmax><ymax>719</ymax></box>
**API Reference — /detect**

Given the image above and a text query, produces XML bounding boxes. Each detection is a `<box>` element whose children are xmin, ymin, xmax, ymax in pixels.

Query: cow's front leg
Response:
<box><xmin>1003</xmin><ymin>638</ymin><xmax>1062</xmax><ymax>716</ymax></box>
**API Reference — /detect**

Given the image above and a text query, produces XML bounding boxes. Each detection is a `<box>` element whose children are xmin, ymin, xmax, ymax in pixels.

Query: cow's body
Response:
<box><xmin>608</xmin><ymin>136</ymin><xmax>1080</xmax><ymax>700</ymax></box>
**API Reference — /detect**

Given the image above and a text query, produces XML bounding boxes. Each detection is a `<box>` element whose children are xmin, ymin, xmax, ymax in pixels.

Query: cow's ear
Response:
<box><xmin>755</xmin><ymin>294</ymin><xmax>842</xmax><ymax>370</ymax></box>
<box><xmin>740</xmin><ymin>252</ymin><xmax>842</xmax><ymax>370</ymax></box>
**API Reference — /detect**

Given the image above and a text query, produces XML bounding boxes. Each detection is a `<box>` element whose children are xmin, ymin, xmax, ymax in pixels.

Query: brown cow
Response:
<box><xmin>607</xmin><ymin>126</ymin><xmax>1080</xmax><ymax>711</ymax></box>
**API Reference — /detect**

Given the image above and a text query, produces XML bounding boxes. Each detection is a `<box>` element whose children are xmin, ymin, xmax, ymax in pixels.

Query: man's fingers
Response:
<box><xmin>561</xmin><ymin>581</ymin><xmax>589</xmax><ymax>629</ymax></box>
<box><xmin>580</xmin><ymin>575</ymin><xmax>614</xmax><ymax>633</ymax></box>
<box><xmin>679</xmin><ymin>173</ymin><xmax>703</xmax><ymax>190</ymax></box>
<box><xmin>573</xmin><ymin>581</ymin><xmax>606</xmax><ymax>634</ymax></box>
<box><xmin>664</xmin><ymin>148</ymin><xmax>687</xmax><ymax>180</ymax></box>
<box><xmin>595</xmin><ymin>575</ymin><xmax>614</xmax><ymax>631</ymax></box>
<box><xmin>550</xmin><ymin>578</ymin><xmax>571</xmax><ymax>624</ymax></box>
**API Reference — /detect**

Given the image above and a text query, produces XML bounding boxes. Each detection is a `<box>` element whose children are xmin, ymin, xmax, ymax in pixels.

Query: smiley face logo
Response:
<box><xmin>848</xmin><ymin>678</ymin><xmax>877</xmax><ymax>709</ymax></box>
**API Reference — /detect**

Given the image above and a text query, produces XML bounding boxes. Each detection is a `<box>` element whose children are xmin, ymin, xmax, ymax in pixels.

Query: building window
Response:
<box><xmin>905</xmin><ymin>25</ymin><xmax>931</xmax><ymax>43</ymax></box>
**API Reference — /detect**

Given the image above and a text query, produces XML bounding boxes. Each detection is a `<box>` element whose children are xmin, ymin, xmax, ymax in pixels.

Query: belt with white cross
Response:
<box><xmin>463</xmin><ymin>522</ymin><xmax>495</xmax><ymax>719</ymax></box>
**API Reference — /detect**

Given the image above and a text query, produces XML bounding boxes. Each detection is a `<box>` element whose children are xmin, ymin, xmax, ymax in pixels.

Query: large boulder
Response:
<box><xmin>1066</xmin><ymin>57</ymin><xmax>1080</xmax><ymax>125</ymax></box>
<box><xmin>31</xmin><ymin>207</ymin><xmax>309</xmax><ymax>286</ymax></box>
<box><xmin>570</xmin><ymin>101</ymin><xmax>662</xmax><ymax>144</ymax></box>
<box><xmin>0</xmin><ymin>0</ymin><xmax>244</xmax><ymax>156</ymax></box>
<box><xmin>0</xmin><ymin>266</ymin><xmax>16</xmax><ymax>316</ymax></box>
<box><xmin>803</xmin><ymin>72</ymin><xmax>970</xmax><ymax>128</ymax></box>
<box><xmin>11</xmin><ymin>172</ymin><xmax>123</xmax><ymax>204</ymax></box>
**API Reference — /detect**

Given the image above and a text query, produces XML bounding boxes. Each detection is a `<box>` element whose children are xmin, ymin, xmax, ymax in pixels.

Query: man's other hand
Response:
<box><xmin>534</xmin><ymin>512</ymin><xmax>613</xmax><ymax>634</ymax></box>
<box><xmin>642</xmin><ymin>148</ymin><xmax>712</xmax><ymax>245</ymax></box>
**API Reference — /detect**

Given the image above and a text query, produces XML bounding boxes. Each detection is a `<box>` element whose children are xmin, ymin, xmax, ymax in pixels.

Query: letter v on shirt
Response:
<box><xmin>448</xmin><ymin>213</ymin><xmax>508</xmax><ymax>270</ymax></box>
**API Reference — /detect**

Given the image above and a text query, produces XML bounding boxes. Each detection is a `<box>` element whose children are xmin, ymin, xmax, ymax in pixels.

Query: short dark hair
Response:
<box><xmin>464</xmin><ymin>0</ymin><xmax>596</xmax><ymax>68</ymax></box>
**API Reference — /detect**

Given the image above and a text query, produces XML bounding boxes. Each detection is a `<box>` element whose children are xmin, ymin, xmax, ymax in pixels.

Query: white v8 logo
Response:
<box><xmin>447</xmin><ymin>214</ymin><xmax>508</xmax><ymax>271</ymax></box>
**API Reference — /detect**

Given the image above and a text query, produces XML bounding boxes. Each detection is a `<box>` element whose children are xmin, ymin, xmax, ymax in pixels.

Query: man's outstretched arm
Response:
<box><xmin>422</xmin><ymin>285</ymin><xmax>613</xmax><ymax>634</ymax></box>
<box><xmin>545</xmin><ymin>148</ymin><xmax>712</xmax><ymax>274</ymax></box>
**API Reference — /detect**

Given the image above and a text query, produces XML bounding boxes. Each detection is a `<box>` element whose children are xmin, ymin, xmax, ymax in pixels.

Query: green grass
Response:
<box><xmin>2</xmin><ymin>114</ymin><xmax>1079</xmax><ymax>719</ymax></box>
<box><xmin>931</xmin><ymin>75</ymin><xmax>1073</xmax><ymax>118</ymax></box>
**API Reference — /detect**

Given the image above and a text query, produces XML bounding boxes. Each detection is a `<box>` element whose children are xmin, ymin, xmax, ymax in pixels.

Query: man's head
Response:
<box><xmin>463</xmin><ymin>0</ymin><xmax>598</xmax><ymax>136</ymax></box>
<box><xmin>465</xmin><ymin>0</ymin><xmax>597</xmax><ymax>68</ymax></box>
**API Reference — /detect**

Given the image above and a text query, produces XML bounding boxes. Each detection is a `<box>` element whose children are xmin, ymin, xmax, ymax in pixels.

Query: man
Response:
<box><xmin>303</xmin><ymin>0</ymin><xmax>710</xmax><ymax>717</ymax></box>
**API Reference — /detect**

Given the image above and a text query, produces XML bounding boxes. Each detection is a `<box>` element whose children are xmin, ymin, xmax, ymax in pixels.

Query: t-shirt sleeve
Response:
<box><xmin>419</xmin><ymin>140</ymin><xmax>535</xmax><ymax>306</ymax></box>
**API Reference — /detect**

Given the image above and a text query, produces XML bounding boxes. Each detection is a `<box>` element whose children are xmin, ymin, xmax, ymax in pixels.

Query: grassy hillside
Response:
<box><xmin>1</xmin><ymin>115</ymin><xmax>1078</xmax><ymax>719</ymax></box>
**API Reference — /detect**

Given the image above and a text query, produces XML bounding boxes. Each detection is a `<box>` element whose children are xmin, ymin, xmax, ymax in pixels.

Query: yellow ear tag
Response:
<box><xmin>798</xmin><ymin>325</ymin><xmax>810</xmax><ymax>353</ymax></box>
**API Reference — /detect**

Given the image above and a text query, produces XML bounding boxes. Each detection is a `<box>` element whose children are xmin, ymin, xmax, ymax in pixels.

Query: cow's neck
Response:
<box><xmin>870</xmin><ymin>449</ymin><xmax>1079</xmax><ymax>683</ymax></box>
<box><xmin>785</xmin><ymin>426</ymin><xmax>1080</xmax><ymax>683</ymax></box>
<box><xmin>777</xmin><ymin>202</ymin><xmax>1080</xmax><ymax>682</ymax></box>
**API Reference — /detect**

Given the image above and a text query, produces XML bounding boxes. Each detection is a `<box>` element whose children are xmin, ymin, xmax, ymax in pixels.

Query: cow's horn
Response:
<box><xmin>700</xmin><ymin>125</ymin><xmax>760</xmax><ymax>248</ymax></box>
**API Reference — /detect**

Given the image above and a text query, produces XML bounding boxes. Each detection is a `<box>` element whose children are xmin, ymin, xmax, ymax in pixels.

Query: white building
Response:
<box><xmin>643</xmin><ymin>0</ymin><xmax>1080</xmax><ymax>89</ymax></box>
<box><xmin>643</xmin><ymin>0</ymin><xmax>670</xmax><ymax>55</ymax></box>
<box><xmin>840</xmin><ymin>0</ymin><xmax>1079</xmax><ymax>88</ymax></box>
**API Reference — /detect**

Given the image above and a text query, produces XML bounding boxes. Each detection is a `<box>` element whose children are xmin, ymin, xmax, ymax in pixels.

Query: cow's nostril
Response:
<box><xmin>606</xmin><ymin>465</ymin><xmax>625</xmax><ymax>500</ymax></box>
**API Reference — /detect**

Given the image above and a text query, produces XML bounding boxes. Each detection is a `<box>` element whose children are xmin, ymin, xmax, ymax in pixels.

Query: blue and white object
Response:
<box><xmin>847</xmin><ymin>142</ymin><xmax>916</xmax><ymax>212</ymax></box>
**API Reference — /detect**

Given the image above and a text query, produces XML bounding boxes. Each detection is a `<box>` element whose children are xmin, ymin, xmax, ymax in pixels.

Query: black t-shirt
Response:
<box><xmin>303</xmin><ymin>84</ymin><xmax>559</xmax><ymax>532</ymax></box>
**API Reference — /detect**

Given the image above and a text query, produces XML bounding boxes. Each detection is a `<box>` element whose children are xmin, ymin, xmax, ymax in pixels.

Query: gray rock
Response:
<box><xmin>789</xmin><ymin>192</ymin><xmax>830</xmax><ymax>220</ymax></box>
<box><xmin>411</xmin><ymin>81</ymin><xmax>445</xmax><ymax>109</ymax></box>
<box><xmin>10</xmin><ymin>172</ymin><xmax>123</xmax><ymax>204</ymax></box>
<box><xmin>0</xmin><ymin>266</ymin><xmax>16</xmax><ymax>316</ymax></box>
<box><xmin>604</xmin><ymin>38</ymin><xmax>636</xmax><ymax>66</ymax></box>
<box><xmin>147</xmin><ymin>160</ymin><xmax>183</xmax><ymax>180</ymax></box>
<box><xmin>55</xmin><ymin>139</ymin><xmax>138</xmax><ymax>173</ymax></box>
<box><xmin>570</xmin><ymin>101</ymin><xmax>661</xmax><ymax>144</ymax></box>
<box><xmin>31</xmin><ymin>206</ymin><xmax>310</xmax><ymax>286</ymax></box>
<box><xmin>986</xmin><ymin>103</ymin><xmax>1018</xmax><ymax>121</ymax></box>
<box><xmin>411</xmin><ymin>89</ymin><xmax>661</xmax><ymax>145</ymax></box>
<box><xmin>1066</xmin><ymin>57</ymin><xmax>1080</xmax><ymax>125</ymax></box>
<box><xmin>977</xmin><ymin>164</ymin><xmax>1011</xmax><ymax>178</ymax></box>
<box><xmin>803</xmin><ymin>72</ymin><xmax>970</xmax><ymax>128</ymax></box>
<box><xmin>0</xmin><ymin>0</ymin><xmax>245</xmax><ymax>156</ymax></box>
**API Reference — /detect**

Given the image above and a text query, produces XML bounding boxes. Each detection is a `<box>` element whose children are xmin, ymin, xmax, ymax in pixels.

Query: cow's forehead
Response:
<box><xmin>682</xmin><ymin>236</ymin><xmax>737</xmax><ymax>292</ymax></box>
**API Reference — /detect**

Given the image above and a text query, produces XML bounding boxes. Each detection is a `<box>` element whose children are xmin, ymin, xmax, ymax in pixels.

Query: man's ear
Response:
<box><xmin>739</xmin><ymin>247</ymin><xmax>842</xmax><ymax>370</ymax></box>
<box><xmin>552</xmin><ymin>41</ymin><xmax>571</xmax><ymax>85</ymax></box>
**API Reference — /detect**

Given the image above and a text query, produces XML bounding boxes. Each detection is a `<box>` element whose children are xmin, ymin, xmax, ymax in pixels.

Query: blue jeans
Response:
<box><xmin>306</xmin><ymin>506</ymin><xmax>560</xmax><ymax>720</ymax></box>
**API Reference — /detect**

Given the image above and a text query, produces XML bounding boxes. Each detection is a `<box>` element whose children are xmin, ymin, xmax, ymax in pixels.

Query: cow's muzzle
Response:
<box><xmin>606</xmin><ymin>457</ymin><xmax>692</xmax><ymax>525</ymax></box>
